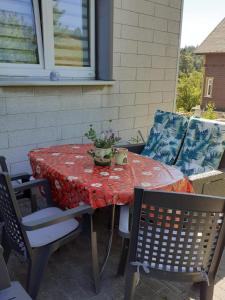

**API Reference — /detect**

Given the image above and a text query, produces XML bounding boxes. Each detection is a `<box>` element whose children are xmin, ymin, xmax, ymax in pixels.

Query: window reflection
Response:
<box><xmin>53</xmin><ymin>0</ymin><xmax>90</xmax><ymax>67</ymax></box>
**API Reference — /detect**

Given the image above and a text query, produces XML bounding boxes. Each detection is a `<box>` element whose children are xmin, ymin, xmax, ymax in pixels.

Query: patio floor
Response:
<box><xmin>6</xmin><ymin>203</ymin><xmax>225</xmax><ymax>300</ymax></box>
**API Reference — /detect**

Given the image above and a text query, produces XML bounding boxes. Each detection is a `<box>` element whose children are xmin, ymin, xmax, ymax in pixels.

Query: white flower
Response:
<box><xmin>91</xmin><ymin>183</ymin><xmax>102</xmax><ymax>188</ymax></box>
<box><xmin>113</xmin><ymin>168</ymin><xmax>123</xmax><ymax>172</ymax></box>
<box><xmin>142</xmin><ymin>171</ymin><xmax>152</xmax><ymax>176</ymax></box>
<box><xmin>55</xmin><ymin>180</ymin><xmax>61</xmax><ymax>189</ymax></box>
<box><xmin>153</xmin><ymin>167</ymin><xmax>161</xmax><ymax>171</ymax></box>
<box><xmin>141</xmin><ymin>182</ymin><xmax>152</xmax><ymax>187</ymax></box>
<box><xmin>52</xmin><ymin>153</ymin><xmax>60</xmax><ymax>156</ymax></box>
<box><xmin>65</xmin><ymin>162</ymin><xmax>74</xmax><ymax>165</ymax></box>
<box><xmin>67</xmin><ymin>176</ymin><xmax>78</xmax><ymax>181</ymax></box>
<box><xmin>75</xmin><ymin>155</ymin><xmax>84</xmax><ymax>159</ymax></box>
<box><xmin>109</xmin><ymin>176</ymin><xmax>120</xmax><ymax>180</ymax></box>
<box><xmin>36</xmin><ymin>165</ymin><xmax>41</xmax><ymax>174</ymax></box>
<box><xmin>84</xmin><ymin>168</ymin><xmax>93</xmax><ymax>173</ymax></box>
<box><xmin>100</xmin><ymin>172</ymin><xmax>110</xmax><ymax>176</ymax></box>
<box><xmin>36</xmin><ymin>158</ymin><xmax>44</xmax><ymax>161</ymax></box>
<box><xmin>132</xmin><ymin>160</ymin><xmax>141</xmax><ymax>163</ymax></box>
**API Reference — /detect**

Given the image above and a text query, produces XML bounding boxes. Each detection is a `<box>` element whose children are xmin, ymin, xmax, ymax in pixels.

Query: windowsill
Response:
<box><xmin>0</xmin><ymin>79</ymin><xmax>115</xmax><ymax>87</ymax></box>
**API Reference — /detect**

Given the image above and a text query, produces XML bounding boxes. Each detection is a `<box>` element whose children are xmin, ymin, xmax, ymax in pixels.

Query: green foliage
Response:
<box><xmin>177</xmin><ymin>46</ymin><xmax>204</xmax><ymax>112</ymax></box>
<box><xmin>85</xmin><ymin>121</ymin><xmax>121</xmax><ymax>148</ymax></box>
<box><xmin>179</xmin><ymin>46</ymin><xmax>203</xmax><ymax>75</ymax></box>
<box><xmin>176</xmin><ymin>71</ymin><xmax>203</xmax><ymax>112</ymax></box>
<box><xmin>128</xmin><ymin>135</ymin><xmax>143</xmax><ymax>144</ymax></box>
<box><xmin>202</xmin><ymin>102</ymin><xmax>217</xmax><ymax>120</ymax></box>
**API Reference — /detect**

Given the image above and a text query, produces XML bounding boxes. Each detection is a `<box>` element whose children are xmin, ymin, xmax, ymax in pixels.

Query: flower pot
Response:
<box><xmin>89</xmin><ymin>147</ymin><xmax>113</xmax><ymax>166</ymax></box>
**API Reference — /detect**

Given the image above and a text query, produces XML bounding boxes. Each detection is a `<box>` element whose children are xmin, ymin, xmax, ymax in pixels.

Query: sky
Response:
<box><xmin>181</xmin><ymin>0</ymin><xmax>225</xmax><ymax>47</ymax></box>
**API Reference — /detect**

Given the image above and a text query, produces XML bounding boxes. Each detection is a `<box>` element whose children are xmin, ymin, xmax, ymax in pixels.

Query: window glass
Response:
<box><xmin>0</xmin><ymin>0</ymin><xmax>39</xmax><ymax>64</ymax></box>
<box><xmin>205</xmin><ymin>77</ymin><xmax>214</xmax><ymax>98</ymax></box>
<box><xmin>53</xmin><ymin>0</ymin><xmax>90</xmax><ymax>67</ymax></box>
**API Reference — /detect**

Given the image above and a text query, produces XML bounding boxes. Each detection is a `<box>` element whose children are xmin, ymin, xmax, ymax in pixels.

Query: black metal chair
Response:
<box><xmin>0</xmin><ymin>156</ymin><xmax>37</xmax><ymax>212</ymax></box>
<box><xmin>124</xmin><ymin>189</ymin><xmax>225</xmax><ymax>300</ymax></box>
<box><xmin>0</xmin><ymin>172</ymin><xmax>100</xmax><ymax>299</ymax></box>
<box><xmin>0</xmin><ymin>245</ymin><xmax>32</xmax><ymax>299</ymax></box>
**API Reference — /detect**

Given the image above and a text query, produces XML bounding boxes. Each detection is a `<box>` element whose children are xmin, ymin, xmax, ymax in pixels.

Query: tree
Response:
<box><xmin>176</xmin><ymin>71</ymin><xmax>203</xmax><ymax>112</ymax></box>
<box><xmin>179</xmin><ymin>46</ymin><xmax>203</xmax><ymax>75</ymax></box>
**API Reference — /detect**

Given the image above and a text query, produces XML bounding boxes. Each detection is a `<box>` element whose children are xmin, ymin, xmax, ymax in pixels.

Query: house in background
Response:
<box><xmin>196</xmin><ymin>17</ymin><xmax>225</xmax><ymax>111</ymax></box>
<box><xmin>0</xmin><ymin>0</ymin><xmax>183</xmax><ymax>173</ymax></box>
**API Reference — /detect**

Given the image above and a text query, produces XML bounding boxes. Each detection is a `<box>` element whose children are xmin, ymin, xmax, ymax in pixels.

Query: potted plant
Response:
<box><xmin>85</xmin><ymin>121</ymin><xmax>121</xmax><ymax>166</ymax></box>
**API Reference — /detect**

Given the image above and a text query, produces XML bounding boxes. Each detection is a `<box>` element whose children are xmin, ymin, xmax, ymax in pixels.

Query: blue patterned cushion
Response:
<box><xmin>141</xmin><ymin>110</ymin><xmax>188</xmax><ymax>165</ymax></box>
<box><xmin>175</xmin><ymin>118</ymin><xmax>225</xmax><ymax>176</ymax></box>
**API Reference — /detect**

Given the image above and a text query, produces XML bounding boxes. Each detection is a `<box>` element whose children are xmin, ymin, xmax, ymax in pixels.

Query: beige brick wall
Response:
<box><xmin>0</xmin><ymin>0</ymin><xmax>183</xmax><ymax>173</ymax></box>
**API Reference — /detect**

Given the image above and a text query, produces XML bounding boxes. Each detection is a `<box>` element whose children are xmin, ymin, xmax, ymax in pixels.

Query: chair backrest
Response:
<box><xmin>128</xmin><ymin>189</ymin><xmax>225</xmax><ymax>282</ymax></box>
<box><xmin>0</xmin><ymin>172</ymin><xmax>29</xmax><ymax>257</ymax></box>
<box><xmin>141</xmin><ymin>110</ymin><xmax>188</xmax><ymax>165</ymax></box>
<box><xmin>175</xmin><ymin>117</ymin><xmax>225</xmax><ymax>176</ymax></box>
<box><xmin>0</xmin><ymin>156</ymin><xmax>8</xmax><ymax>173</ymax></box>
<box><xmin>0</xmin><ymin>245</ymin><xmax>11</xmax><ymax>290</ymax></box>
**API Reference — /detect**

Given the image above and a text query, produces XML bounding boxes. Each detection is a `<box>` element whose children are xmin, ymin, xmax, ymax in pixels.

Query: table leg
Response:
<box><xmin>83</xmin><ymin>213</ymin><xmax>100</xmax><ymax>293</ymax></box>
<box><xmin>100</xmin><ymin>204</ymin><xmax>116</xmax><ymax>276</ymax></box>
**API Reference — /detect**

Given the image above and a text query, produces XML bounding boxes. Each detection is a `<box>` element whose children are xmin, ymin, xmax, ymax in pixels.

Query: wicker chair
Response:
<box><xmin>0</xmin><ymin>172</ymin><xmax>100</xmax><ymax>299</ymax></box>
<box><xmin>124</xmin><ymin>189</ymin><xmax>225</xmax><ymax>300</ymax></box>
<box><xmin>0</xmin><ymin>245</ymin><xmax>32</xmax><ymax>300</ymax></box>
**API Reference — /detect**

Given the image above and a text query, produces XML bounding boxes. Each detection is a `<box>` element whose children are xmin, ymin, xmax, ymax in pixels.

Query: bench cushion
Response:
<box><xmin>175</xmin><ymin>117</ymin><xmax>225</xmax><ymax>176</ymax></box>
<box><xmin>141</xmin><ymin>110</ymin><xmax>188</xmax><ymax>165</ymax></box>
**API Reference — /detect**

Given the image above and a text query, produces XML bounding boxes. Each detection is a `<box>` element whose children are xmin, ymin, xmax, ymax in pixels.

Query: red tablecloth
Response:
<box><xmin>29</xmin><ymin>144</ymin><xmax>193</xmax><ymax>209</ymax></box>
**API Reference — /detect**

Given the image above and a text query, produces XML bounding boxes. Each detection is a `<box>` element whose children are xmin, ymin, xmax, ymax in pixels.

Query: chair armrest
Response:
<box><xmin>21</xmin><ymin>204</ymin><xmax>93</xmax><ymax>231</ymax></box>
<box><xmin>10</xmin><ymin>172</ymin><xmax>31</xmax><ymax>182</ymax></box>
<box><xmin>189</xmin><ymin>170</ymin><xmax>225</xmax><ymax>196</ymax></box>
<box><xmin>14</xmin><ymin>178</ymin><xmax>52</xmax><ymax>205</ymax></box>
<box><xmin>118</xmin><ymin>205</ymin><xmax>130</xmax><ymax>239</ymax></box>
<box><xmin>118</xmin><ymin>143</ymin><xmax>145</xmax><ymax>154</ymax></box>
<box><xmin>13</xmin><ymin>178</ymin><xmax>48</xmax><ymax>193</ymax></box>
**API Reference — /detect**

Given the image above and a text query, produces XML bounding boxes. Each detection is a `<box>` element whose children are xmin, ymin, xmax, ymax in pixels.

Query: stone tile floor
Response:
<box><xmin>6</xmin><ymin>205</ymin><xmax>225</xmax><ymax>300</ymax></box>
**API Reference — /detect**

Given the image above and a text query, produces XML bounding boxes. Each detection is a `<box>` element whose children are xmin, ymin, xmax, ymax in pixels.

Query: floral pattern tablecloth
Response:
<box><xmin>29</xmin><ymin>144</ymin><xmax>193</xmax><ymax>209</ymax></box>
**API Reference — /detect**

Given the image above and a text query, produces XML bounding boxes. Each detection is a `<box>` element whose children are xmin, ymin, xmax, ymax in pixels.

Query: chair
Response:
<box><xmin>124</xmin><ymin>189</ymin><xmax>225</xmax><ymax>300</ymax></box>
<box><xmin>0</xmin><ymin>156</ymin><xmax>37</xmax><ymax>212</ymax></box>
<box><xmin>141</xmin><ymin>110</ymin><xmax>188</xmax><ymax>165</ymax></box>
<box><xmin>0</xmin><ymin>245</ymin><xmax>32</xmax><ymax>300</ymax></box>
<box><xmin>0</xmin><ymin>172</ymin><xmax>100</xmax><ymax>299</ymax></box>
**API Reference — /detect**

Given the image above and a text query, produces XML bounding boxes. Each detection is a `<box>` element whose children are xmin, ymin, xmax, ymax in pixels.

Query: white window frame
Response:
<box><xmin>205</xmin><ymin>77</ymin><xmax>214</xmax><ymax>98</ymax></box>
<box><xmin>0</xmin><ymin>0</ymin><xmax>95</xmax><ymax>80</ymax></box>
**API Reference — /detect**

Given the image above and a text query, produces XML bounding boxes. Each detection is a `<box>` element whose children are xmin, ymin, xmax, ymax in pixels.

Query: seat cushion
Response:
<box><xmin>141</xmin><ymin>110</ymin><xmax>188</xmax><ymax>165</ymax></box>
<box><xmin>175</xmin><ymin>117</ymin><xmax>225</xmax><ymax>176</ymax></box>
<box><xmin>22</xmin><ymin>207</ymin><xmax>79</xmax><ymax>248</ymax></box>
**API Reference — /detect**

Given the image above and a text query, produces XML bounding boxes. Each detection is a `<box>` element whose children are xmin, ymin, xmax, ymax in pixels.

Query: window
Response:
<box><xmin>0</xmin><ymin>0</ymin><xmax>95</xmax><ymax>79</ymax></box>
<box><xmin>205</xmin><ymin>77</ymin><xmax>214</xmax><ymax>98</ymax></box>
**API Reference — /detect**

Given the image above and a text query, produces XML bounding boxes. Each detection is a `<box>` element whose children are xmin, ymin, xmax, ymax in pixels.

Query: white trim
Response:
<box><xmin>41</xmin><ymin>0</ymin><xmax>55</xmax><ymax>70</ymax></box>
<box><xmin>0</xmin><ymin>79</ymin><xmax>115</xmax><ymax>86</ymax></box>
<box><xmin>33</xmin><ymin>0</ymin><xmax>44</xmax><ymax>68</ymax></box>
<box><xmin>205</xmin><ymin>77</ymin><xmax>214</xmax><ymax>98</ymax></box>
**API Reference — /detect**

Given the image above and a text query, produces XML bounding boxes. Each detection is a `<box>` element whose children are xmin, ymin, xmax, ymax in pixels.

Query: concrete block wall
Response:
<box><xmin>0</xmin><ymin>0</ymin><xmax>183</xmax><ymax>173</ymax></box>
